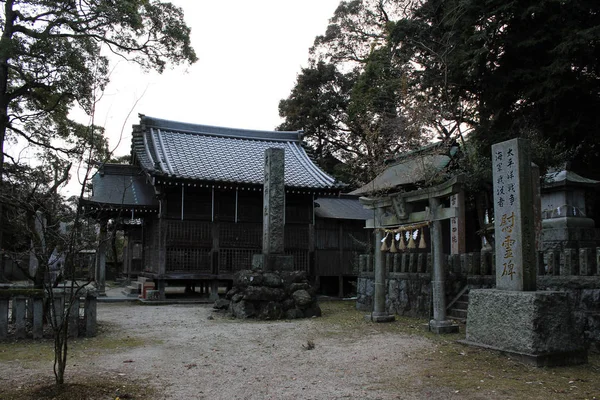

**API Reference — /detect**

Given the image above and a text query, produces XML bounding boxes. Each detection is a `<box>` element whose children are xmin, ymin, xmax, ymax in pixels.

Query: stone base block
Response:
<box><xmin>429</xmin><ymin>319</ymin><xmax>460</xmax><ymax>334</ymax></box>
<box><xmin>465</xmin><ymin>289</ymin><xmax>587</xmax><ymax>367</ymax></box>
<box><xmin>365</xmin><ymin>312</ymin><xmax>395</xmax><ymax>323</ymax></box>
<box><xmin>252</xmin><ymin>254</ymin><xmax>294</xmax><ymax>271</ymax></box>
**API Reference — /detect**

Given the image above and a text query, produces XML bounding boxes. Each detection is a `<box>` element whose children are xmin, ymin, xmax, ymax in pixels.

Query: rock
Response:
<box><xmin>292</xmin><ymin>289</ymin><xmax>313</xmax><ymax>308</ymax></box>
<box><xmin>285</xmin><ymin>308</ymin><xmax>304</xmax><ymax>319</ymax></box>
<box><xmin>234</xmin><ymin>270</ymin><xmax>263</xmax><ymax>287</ymax></box>
<box><xmin>225</xmin><ymin>287</ymin><xmax>239</xmax><ymax>300</ymax></box>
<box><xmin>281</xmin><ymin>270</ymin><xmax>307</xmax><ymax>285</ymax></box>
<box><xmin>281</xmin><ymin>298</ymin><xmax>295</xmax><ymax>311</ymax></box>
<box><xmin>243</xmin><ymin>286</ymin><xmax>285</xmax><ymax>302</ymax></box>
<box><xmin>262</xmin><ymin>272</ymin><xmax>284</xmax><ymax>288</ymax></box>
<box><xmin>257</xmin><ymin>301</ymin><xmax>283</xmax><ymax>320</ymax></box>
<box><xmin>213</xmin><ymin>299</ymin><xmax>230</xmax><ymax>310</ymax></box>
<box><xmin>289</xmin><ymin>282</ymin><xmax>309</xmax><ymax>293</ymax></box>
<box><xmin>231</xmin><ymin>294</ymin><xmax>243</xmax><ymax>303</ymax></box>
<box><xmin>230</xmin><ymin>300</ymin><xmax>256</xmax><ymax>319</ymax></box>
<box><xmin>303</xmin><ymin>304</ymin><xmax>322</xmax><ymax>318</ymax></box>
<box><xmin>228</xmin><ymin>269</ymin><xmax>320</xmax><ymax>320</ymax></box>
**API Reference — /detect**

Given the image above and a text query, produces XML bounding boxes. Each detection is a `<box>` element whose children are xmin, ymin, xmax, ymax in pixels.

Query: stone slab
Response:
<box><xmin>491</xmin><ymin>138</ymin><xmax>537</xmax><ymax>291</ymax></box>
<box><xmin>465</xmin><ymin>289</ymin><xmax>587</xmax><ymax>366</ymax></box>
<box><xmin>458</xmin><ymin>339</ymin><xmax>588</xmax><ymax>367</ymax></box>
<box><xmin>262</xmin><ymin>148</ymin><xmax>285</xmax><ymax>255</ymax></box>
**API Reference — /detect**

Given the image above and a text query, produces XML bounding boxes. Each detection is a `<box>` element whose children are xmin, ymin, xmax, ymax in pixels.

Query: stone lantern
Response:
<box><xmin>541</xmin><ymin>170</ymin><xmax>600</xmax><ymax>251</ymax></box>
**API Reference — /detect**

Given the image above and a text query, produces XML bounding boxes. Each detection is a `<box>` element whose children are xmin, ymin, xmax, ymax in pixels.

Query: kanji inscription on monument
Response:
<box><xmin>492</xmin><ymin>138</ymin><xmax>536</xmax><ymax>291</ymax></box>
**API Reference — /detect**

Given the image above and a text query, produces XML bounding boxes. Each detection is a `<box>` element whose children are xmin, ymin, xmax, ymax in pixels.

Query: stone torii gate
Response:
<box><xmin>359</xmin><ymin>175</ymin><xmax>464</xmax><ymax>332</ymax></box>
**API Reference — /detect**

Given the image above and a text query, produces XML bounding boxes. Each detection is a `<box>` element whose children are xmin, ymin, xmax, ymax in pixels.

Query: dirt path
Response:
<box><xmin>84</xmin><ymin>302</ymin><xmax>441</xmax><ymax>400</ymax></box>
<box><xmin>4</xmin><ymin>302</ymin><xmax>597</xmax><ymax>399</ymax></box>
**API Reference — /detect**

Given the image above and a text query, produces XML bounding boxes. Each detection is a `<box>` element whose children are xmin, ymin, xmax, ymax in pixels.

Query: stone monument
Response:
<box><xmin>224</xmin><ymin>148</ymin><xmax>320</xmax><ymax>320</ymax></box>
<box><xmin>252</xmin><ymin>148</ymin><xmax>294</xmax><ymax>271</ymax></box>
<box><xmin>462</xmin><ymin>138</ymin><xmax>587</xmax><ymax>366</ymax></box>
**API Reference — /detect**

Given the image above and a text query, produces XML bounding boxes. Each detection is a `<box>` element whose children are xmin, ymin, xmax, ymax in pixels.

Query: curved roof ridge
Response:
<box><xmin>286</xmin><ymin>142</ymin><xmax>335</xmax><ymax>187</ymax></box>
<box><xmin>141</xmin><ymin>115</ymin><xmax>302</xmax><ymax>143</ymax></box>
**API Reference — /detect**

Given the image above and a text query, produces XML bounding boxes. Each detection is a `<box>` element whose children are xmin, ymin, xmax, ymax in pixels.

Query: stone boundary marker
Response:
<box><xmin>491</xmin><ymin>138</ymin><xmax>536</xmax><ymax>291</ymax></box>
<box><xmin>463</xmin><ymin>138</ymin><xmax>587</xmax><ymax>366</ymax></box>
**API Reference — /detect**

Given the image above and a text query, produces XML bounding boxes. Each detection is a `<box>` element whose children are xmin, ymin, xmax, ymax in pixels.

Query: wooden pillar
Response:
<box><xmin>157</xmin><ymin>210</ymin><xmax>167</xmax><ymax>300</ymax></box>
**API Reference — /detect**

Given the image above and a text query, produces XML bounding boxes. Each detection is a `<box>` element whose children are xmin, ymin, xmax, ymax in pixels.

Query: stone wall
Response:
<box><xmin>357</xmin><ymin>250</ymin><xmax>600</xmax><ymax>349</ymax></box>
<box><xmin>218</xmin><ymin>270</ymin><xmax>321</xmax><ymax>320</ymax></box>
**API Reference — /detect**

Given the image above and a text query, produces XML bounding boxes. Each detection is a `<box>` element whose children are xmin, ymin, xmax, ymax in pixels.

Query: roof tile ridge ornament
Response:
<box><xmin>140</xmin><ymin>115</ymin><xmax>302</xmax><ymax>143</ymax></box>
<box><xmin>149</xmin><ymin>128</ymin><xmax>169</xmax><ymax>175</ymax></box>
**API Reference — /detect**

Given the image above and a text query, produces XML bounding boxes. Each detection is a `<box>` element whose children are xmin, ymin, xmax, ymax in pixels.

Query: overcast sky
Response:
<box><xmin>96</xmin><ymin>0</ymin><xmax>341</xmax><ymax>158</ymax></box>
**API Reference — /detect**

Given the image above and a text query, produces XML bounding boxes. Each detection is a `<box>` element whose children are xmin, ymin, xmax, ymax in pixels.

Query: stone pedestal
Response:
<box><xmin>429</xmin><ymin>319</ymin><xmax>459</xmax><ymax>334</ymax></box>
<box><xmin>252</xmin><ymin>254</ymin><xmax>294</xmax><ymax>272</ymax></box>
<box><xmin>365</xmin><ymin>311</ymin><xmax>395</xmax><ymax>323</ymax></box>
<box><xmin>462</xmin><ymin>289</ymin><xmax>587</xmax><ymax>366</ymax></box>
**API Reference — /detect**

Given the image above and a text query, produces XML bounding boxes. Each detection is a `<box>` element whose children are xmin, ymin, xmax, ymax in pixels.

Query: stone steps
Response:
<box><xmin>447</xmin><ymin>292</ymin><xmax>469</xmax><ymax>323</ymax></box>
<box><xmin>121</xmin><ymin>286</ymin><xmax>140</xmax><ymax>297</ymax></box>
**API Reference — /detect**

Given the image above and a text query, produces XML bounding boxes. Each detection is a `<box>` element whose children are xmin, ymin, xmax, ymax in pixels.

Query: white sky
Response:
<box><xmin>96</xmin><ymin>0</ymin><xmax>341</xmax><ymax>158</ymax></box>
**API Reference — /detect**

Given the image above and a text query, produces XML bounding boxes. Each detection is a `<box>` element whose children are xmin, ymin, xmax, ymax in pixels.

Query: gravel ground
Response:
<box><xmin>89</xmin><ymin>302</ymin><xmax>440</xmax><ymax>400</ymax></box>
<box><xmin>0</xmin><ymin>301</ymin><xmax>468</xmax><ymax>399</ymax></box>
<box><xmin>3</xmin><ymin>301</ymin><xmax>598</xmax><ymax>399</ymax></box>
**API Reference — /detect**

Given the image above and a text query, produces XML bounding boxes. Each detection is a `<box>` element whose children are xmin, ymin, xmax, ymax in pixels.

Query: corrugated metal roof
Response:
<box><xmin>88</xmin><ymin>165</ymin><xmax>157</xmax><ymax>207</ymax></box>
<box><xmin>314</xmin><ymin>197</ymin><xmax>373</xmax><ymax>220</ymax></box>
<box><xmin>132</xmin><ymin>115</ymin><xmax>342</xmax><ymax>190</ymax></box>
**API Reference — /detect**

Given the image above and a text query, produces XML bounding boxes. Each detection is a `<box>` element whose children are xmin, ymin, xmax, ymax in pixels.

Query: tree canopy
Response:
<box><xmin>0</xmin><ymin>0</ymin><xmax>197</xmax><ymax>177</ymax></box>
<box><xmin>279</xmin><ymin>0</ymin><xmax>600</xmax><ymax>186</ymax></box>
<box><xmin>0</xmin><ymin>0</ymin><xmax>197</xmax><ymax>277</ymax></box>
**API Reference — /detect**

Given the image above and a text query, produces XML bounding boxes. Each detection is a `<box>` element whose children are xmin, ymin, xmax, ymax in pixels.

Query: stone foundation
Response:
<box><xmin>463</xmin><ymin>289</ymin><xmax>587</xmax><ymax>366</ymax></box>
<box><xmin>218</xmin><ymin>270</ymin><xmax>321</xmax><ymax>320</ymax></box>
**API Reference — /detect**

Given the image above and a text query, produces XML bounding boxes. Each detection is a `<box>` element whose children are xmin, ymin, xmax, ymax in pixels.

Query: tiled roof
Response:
<box><xmin>350</xmin><ymin>143</ymin><xmax>458</xmax><ymax>196</ymax></box>
<box><xmin>543</xmin><ymin>170</ymin><xmax>600</xmax><ymax>189</ymax></box>
<box><xmin>87</xmin><ymin>164</ymin><xmax>157</xmax><ymax>207</ymax></box>
<box><xmin>314</xmin><ymin>196</ymin><xmax>373</xmax><ymax>220</ymax></box>
<box><xmin>132</xmin><ymin>115</ymin><xmax>341</xmax><ymax>189</ymax></box>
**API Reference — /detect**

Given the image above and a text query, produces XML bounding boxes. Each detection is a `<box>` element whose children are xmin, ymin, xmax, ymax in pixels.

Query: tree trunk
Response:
<box><xmin>0</xmin><ymin>0</ymin><xmax>17</xmax><ymax>283</ymax></box>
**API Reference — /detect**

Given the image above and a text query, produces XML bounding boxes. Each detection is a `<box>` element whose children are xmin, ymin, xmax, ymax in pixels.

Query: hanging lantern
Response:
<box><xmin>418</xmin><ymin>227</ymin><xmax>427</xmax><ymax>249</ymax></box>
<box><xmin>380</xmin><ymin>232</ymin><xmax>390</xmax><ymax>251</ymax></box>
<box><xmin>407</xmin><ymin>230</ymin><xmax>416</xmax><ymax>249</ymax></box>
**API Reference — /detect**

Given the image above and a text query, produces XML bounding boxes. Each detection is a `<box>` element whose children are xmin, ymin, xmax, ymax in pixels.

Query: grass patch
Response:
<box><xmin>0</xmin><ymin>375</ymin><xmax>156</xmax><ymax>400</ymax></box>
<box><xmin>0</xmin><ymin>340</ymin><xmax>54</xmax><ymax>363</ymax></box>
<box><xmin>318</xmin><ymin>301</ymin><xmax>600</xmax><ymax>399</ymax></box>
